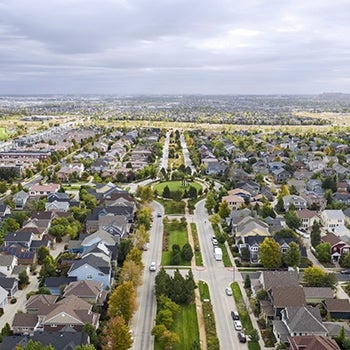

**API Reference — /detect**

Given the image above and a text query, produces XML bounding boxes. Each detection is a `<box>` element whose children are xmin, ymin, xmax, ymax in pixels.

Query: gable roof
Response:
<box><xmin>68</xmin><ymin>254</ymin><xmax>111</xmax><ymax>275</ymax></box>
<box><xmin>63</xmin><ymin>280</ymin><xmax>103</xmax><ymax>299</ymax></box>
<box><xmin>283</xmin><ymin>306</ymin><xmax>327</xmax><ymax>334</ymax></box>
<box><xmin>322</xmin><ymin>232</ymin><xmax>343</xmax><ymax>246</ymax></box>
<box><xmin>271</xmin><ymin>286</ymin><xmax>306</xmax><ymax>308</ymax></box>
<box><xmin>261</xmin><ymin>270</ymin><xmax>299</xmax><ymax>290</ymax></box>
<box><xmin>289</xmin><ymin>335</ymin><xmax>340</xmax><ymax>350</ymax></box>
<box><xmin>324</xmin><ymin>298</ymin><xmax>350</xmax><ymax>312</ymax></box>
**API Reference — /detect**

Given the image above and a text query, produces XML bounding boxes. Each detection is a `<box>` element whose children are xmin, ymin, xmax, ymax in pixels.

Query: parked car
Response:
<box><xmin>231</xmin><ymin>311</ymin><xmax>240</xmax><ymax>320</ymax></box>
<box><xmin>149</xmin><ymin>262</ymin><xmax>157</xmax><ymax>271</ymax></box>
<box><xmin>211</xmin><ymin>236</ymin><xmax>218</xmax><ymax>246</ymax></box>
<box><xmin>234</xmin><ymin>320</ymin><xmax>242</xmax><ymax>331</ymax></box>
<box><xmin>157</xmin><ymin>212</ymin><xmax>162</xmax><ymax>217</ymax></box>
<box><xmin>225</xmin><ymin>287</ymin><xmax>233</xmax><ymax>296</ymax></box>
<box><xmin>238</xmin><ymin>331</ymin><xmax>247</xmax><ymax>343</ymax></box>
<box><xmin>341</xmin><ymin>269</ymin><xmax>350</xmax><ymax>274</ymax></box>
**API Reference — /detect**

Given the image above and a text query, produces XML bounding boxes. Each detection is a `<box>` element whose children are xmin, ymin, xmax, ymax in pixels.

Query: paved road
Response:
<box><xmin>193</xmin><ymin>200</ymin><xmax>248</xmax><ymax>350</ymax></box>
<box><xmin>130</xmin><ymin>201</ymin><xmax>164</xmax><ymax>350</ymax></box>
<box><xmin>159</xmin><ymin>131</ymin><xmax>170</xmax><ymax>173</ymax></box>
<box><xmin>180</xmin><ymin>132</ymin><xmax>196</xmax><ymax>175</ymax></box>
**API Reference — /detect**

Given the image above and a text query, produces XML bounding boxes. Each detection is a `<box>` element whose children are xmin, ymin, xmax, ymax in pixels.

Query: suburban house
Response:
<box><xmin>12</xmin><ymin>313</ymin><xmax>40</xmax><ymax>335</ymax></box>
<box><xmin>221</xmin><ymin>194</ymin><xmax>245</xmax><ymax>210</ymax></box>
<box><xmin>233</xmin><ymin>216</ymin><xmax>270</xmax><ymax>241</ymax></box>
<box><xmin>43</xmin><ymin>276</ymin><xmax>77</xmax><ymax>296</ymax></box>
<box><xmin>13</xmin><ymin>190</ymin><xmax>29</xmax><ymax>210</ymax></box>
<box><xmin>0</xmin><ymin>285</ymin><xmax>8</xmax><ymax>308</ymax></box>
<box><xmin>0</xmin><ymin>255</ymin><xmax>18</xmax><ymax>277</ymax></box>
<box><xmin>273</xmin><ymin>306</ymin><xmax>328</xmax><ymax>345</ymax></box>
<box><xmin>67</xmin><ymin>254</ymin><xmax>112</xmax><ymax>289</ymax></box>
<box><xmin>63</xmin><ymin>280</ymin><xmax>106</xmax><ymax>305</ymax></box>
<box><xmin>296</xmin><ymin>209</ymin><xmax>318</xmax><ymax>232</ymax></box>
<box><xmin>202</xmin><ymin>158</ymin><xmax>227</xmax><ymax>175</ymax></box>
<box><xmin>321</xmin><ymin>232</ymin><xmax>350</xmax><ymax>262</ymax></box>
<box><xmin>303</xmin><ymin>287</ymin><xmax>334</xmax><ymax>305</ymax></box>
<box><xmin>81</xmin><ymin>229</ymin><xmax>119</xmax><ymax>252</ymax></box>
<box><xmin>0</xmin><ymin>277</ymin><xmax>18</xmax><ymax>297</ymax></box>
<box><xmin>283</xmin><ymin>195</ymin><xmax>308</xmax><ymax>211</ymax></box>
<box><xmin>320</xmin><ymin>210</ymin><xmax>346</xmax><ymax>233</ymax></box>
<box><xmin>3</xmin><ymin>232</ymin><xmax>34</xmax><ymax>251</ymax></box>
<box><xmin>28</xmin><ymin>183</ymin><xmax>60</xmax><ymax>198</ymax></box>
<box><xmin>272</xmin><ymin>168</ymin><xmax>291</xmax><ymax>183</ymax></box>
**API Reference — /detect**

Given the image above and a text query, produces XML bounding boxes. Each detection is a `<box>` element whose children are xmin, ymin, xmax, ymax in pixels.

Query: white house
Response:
<box><xmin>321</xmin><ymin>210</ymin><xmax>345</xmax><ymax>233</ymax></box>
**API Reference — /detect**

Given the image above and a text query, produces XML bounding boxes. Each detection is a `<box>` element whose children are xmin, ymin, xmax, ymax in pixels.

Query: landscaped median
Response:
<box><xmin>231</xmin><ymin>282</ymin><xmax>261</xmax><ymax>350</ymax></box>
<box><xmin>198</xmin><ymin>281</ymin><xmax>220</xmax><ymax>350</ymax></box>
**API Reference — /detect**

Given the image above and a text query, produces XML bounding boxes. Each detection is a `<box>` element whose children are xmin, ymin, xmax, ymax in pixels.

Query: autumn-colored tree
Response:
<box><xmin>120</xmin><ymin>260</ymin><xmax>143</xmax><ymax>288</ymax></box>
<box><xmin>125</xmin><ymin>247</ymin><xmax>143</xmax><ymax>267</ymax></box>
<box><xmin>136</xmin><ymin>206</ymin><xmax>152</xmax><ymax>230</ymax></box>
<box><xmin>302</xmin><ymin>266</ymin><xmax>336</xmax><ymax>288</ymax></box>
<box><xmin>218</xmin><ymin>201</ymin><xmax>231</xmax><ymax>219</ymax></box>
<box><xmin>102</xmin><ymin>316</ymin><xmax>133</xmax><ymax>350</ymax></box>
<box><xmin>277</xmin><ymin>184</ymin><xmax>290</xmax><ymax>199</ymax></box>
<box><xmin>131</xmin><ymin>224</ymin><xmax>149</xmax><ymax>250</ymax></box>
<box><xmin>259</xmin><ymin>238</ymin><xmax>282</xmax><ymax>269</ymax></box>
<box><xmin>108</xmin><ymin>281</ymin><xmax>137</xmax><ymax>324</ymax></box>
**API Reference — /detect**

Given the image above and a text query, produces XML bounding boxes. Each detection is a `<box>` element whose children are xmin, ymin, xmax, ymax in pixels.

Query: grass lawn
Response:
<box><xmin>198</xmin><ymin>280</ymin><xmax>210</xmax><ymax>301</ymax></box>
<box><xmin>218</xmin><ymin>242</ymin><xmax>232</xmax><ymax>267</ymax></box>
<box><xmin>0</xmin><ymin>128</ymin><xmax>8</xmax><ymax>140</ymax></box>
<box><xmin>154</xmin><ymin>304</ymin><xmax>199</xmax><ymax>350</ymax></box>
<box><xmin>153</xmin><ymin>180</ymin><xmax>202</xmax><ymax>196</ymax></box>
<box><xmin>162</xmin><ymin>219</ymin><xmax>189</xmax><ymax>266</ymax></box>
<box><xmin>156</xmin><ymin>198</ymin><xmax>186</xmax><ymax>215</ymax></box>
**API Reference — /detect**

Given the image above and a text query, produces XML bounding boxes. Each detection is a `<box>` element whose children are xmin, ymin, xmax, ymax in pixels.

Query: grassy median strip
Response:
<box><xmin>231</xmin><ymin>282</ymin><xmax>260</xmax><ymax>350</ymax></box>
<box><xmin>190</xmin><ymin>223</ymin><xmax>203</xmax><ymax>266</ymax></box>
<box><xmin>198</xmin><ymin>281</ymin><xmax>220</xmax><ymax>350</ymax></box>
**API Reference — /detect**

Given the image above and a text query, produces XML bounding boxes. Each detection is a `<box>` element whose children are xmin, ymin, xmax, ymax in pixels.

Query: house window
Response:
<box><xmin>51</xmin><ymin>324</ymin><xmax>57</xmax><ymax>327</ymax></box>
<box><xmin>87</xmin><ymin>274</ymin><xmax>93</xmax><ymax>279</ymax></box>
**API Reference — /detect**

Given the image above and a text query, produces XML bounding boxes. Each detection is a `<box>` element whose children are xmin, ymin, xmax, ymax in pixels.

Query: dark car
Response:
<box><xmin>231</xmin><ymin>311</ymin><xmax>240</xmax><ymax>321</ymax></box>
<box><xmin>238</xmin><ymin>332</ymin><xmax>247</xmax><ymax>343</ymax></box>
<box><xmin>341</xmin><ymin>269</ymin><xmax>350</xmax><ymax>274</ymax></box>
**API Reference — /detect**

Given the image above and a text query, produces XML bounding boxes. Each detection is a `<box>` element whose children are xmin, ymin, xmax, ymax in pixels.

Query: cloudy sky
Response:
<box><xmin>0</xmin><ymin>0</ymin><xmax>349</xmax><ymax>95</ymax></box>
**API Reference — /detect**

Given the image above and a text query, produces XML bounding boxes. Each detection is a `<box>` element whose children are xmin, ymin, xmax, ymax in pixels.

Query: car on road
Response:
<box><xmin>157</xmin><ymin>212</ymin><xmax>162</xmax><ymax>217</ymax></box>
<box><xmin>237</xmin><ymin>331</ymin><xmax>247</xmax><ymax>343</ymax></box>
<box><xmin>234</xmin><ymin>320</ymin><xmax>242</xmax><ymax>331</ymax></box>
<box><xmin>231</xmin><ymin>311</ymin><xmax>240</xmax><ymax>320</ymax></box>
<box><xmin>341</xmin><ymin>269</ymin><xmax>350</xmax><ymax>274</ymax></box>
<box><xmin>211</xmin><ymin>236</ymin><xmax>218</xmax><ymax>246</ymax></box>
<box><xmin>225</xmin><ymin>287</ymin><xmax>233</xmax><ymax>296</ymax></box>
<box><xmin>149</xmin><ymin>262</ymin><xmax>157</xmax><ymax>271</ymax></box>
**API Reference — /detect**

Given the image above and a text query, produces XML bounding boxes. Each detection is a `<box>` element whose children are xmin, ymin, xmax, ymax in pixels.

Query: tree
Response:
<box><xmin>131</xmin><ymin>224</ymin><xmax>149</xmax><ymax>250</ymax></box>
<box><xmin>181</xmin><ymin>243</ymin><xmax>194</xmax><ymax>262</ymax></box>
<box><xmin>249</xmin><ymin>328</ymin><xmax>260</xmax><ymax>342</ymax></box>
<box><xmin>205</xmin><ymin>191</ymin><xmax>216</xmax><ymax>213</ymax></box>
<box><xmin>244</xmin><ymin>274</ymin><xmax>251</xmax><ymax>289</ymax></box>
<box><xmin>18</xmin><ymin>270</ymin><xmax>29</xmax><ymax>288</ymax></box>
<box><xmin>16</xmin><ymin>340</ymin><xmax>55</xmax><ymax>349</ymax></box>
<box><xmin>283</xmin><ymin>242</ymin><xmax>301</xmax><ymax>267</ymax></box>
<box><xmin>315</xmin><ymin>242</ymin><xmax>331</xmax><ymax>264</ymax></box>
<box><xmin>311</xmin><ymin>221</ymin><xmax>321</xmax><ymax>248</ymax></box>
<box><xmin>102</xmin><ymin>316</ymin><xmax>133</xmax><ymax>350</ymax></box>
<box><xmin>285</xmin><ymin>209</ymin><xmax>302</xmax><ymax>230</ymax></box>
<box><xmin>38</xmin><ymin>255</ymin><xmax>57</xmax><ymax>285</ymax></box>
<box><xmin>162</xmin><ymin>185</ymin><xmax>171</xmax><ymax>198</ymax></box>
<box><xmin>136</xmin><ymin>206</ymin><xmax>152</xmax><ymax>230</ymax></box>
<box><xmin>75</xmin><ymin>345</ymin><xmax>96</xmax><ymax>350</ymax></box>
<box><xmin>155</xmin><ymin>268</ymin><xmax>172</xmax><ymax>298</ymax></box>
<box><xmin>152</xmin><ymin>324</ymin><xmax>179</xmax><ymax>349</ymax></box>
<box><xmin>108</xmin><ymin>281</ymin><xmax>137</xmax><ymax>324</ymax></box>
<box><xmin>302</xmin><ymin>266</ymin><xmax>336</xmax><ymax>288</ymax></box>
<box><xmin>117</xmin><ymin>239</ymin><xmax>133</xmax><ymax>266</ymax></box>
<box><xmin>277</xmin><ymin>184</ymin><xmax>290</xmax><ymax>199</ymax></box>
<box><xmin>209</xmin><ymin>213</ymin><xmax>221</xmax><ymax>225</ymax></box>
<box><xmin>120</xmin><ymin>260</ymin><xmax>143</xmax><ymax>288</ymax></box>
<box><xmin>340</xmin><ymin>253</ymin><xmax>350</xmax><ymax>268</ymax></box>
<box><xmin>259</xmin><ymin>238</ymin><xmax>282</xmax><ymax>269</ymax></box>
<box><xmin>218</xmin><ymin>201</ymin><xmax>231</xmax><ymax>219</ymax></box>
<box><xmin>37</xmin><ymin>246</ymin><xmax>50</xmax><ymax>265</ymax></box>
<box><xmin>82</xmin><ymin>323</ymin><xmax>98</xmax><ymax>348</ymax></box>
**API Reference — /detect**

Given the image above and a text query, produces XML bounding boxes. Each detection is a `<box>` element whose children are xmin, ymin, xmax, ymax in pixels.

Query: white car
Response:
<box><xmin>234</xmin><ymin>320</ymin><xmax>242</xmax><ymax>331</ymax></box>
<box><xmin>149</xmin><ymin>262</ymin><xmax>156</xmax><ymax>271</ymax></box>
<box><xmin>225</xmin><ymin>287</ymin><xmax>233</xmax><ymax>296</ymax></box>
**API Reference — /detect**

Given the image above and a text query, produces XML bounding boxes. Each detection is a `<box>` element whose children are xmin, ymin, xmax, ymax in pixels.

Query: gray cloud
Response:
<box><xmin>0</xmin><ymin>0</ymin><xmax>349</xmax><ymax>94</ymax></box>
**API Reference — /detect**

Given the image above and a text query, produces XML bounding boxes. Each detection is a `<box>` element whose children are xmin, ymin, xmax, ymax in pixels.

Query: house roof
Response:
<box><xmin>289</xmin><ymin>335</ymin><xmax>340</xmax><ymax>350</ymax></box>
<box><xmin>0</xmin><ymin>331</ymin><xmax>89</xmax><ymax>350</ymax></box>
<box><xmin>4</xmin><ymin>232</ymin><xmax>32</xmax><ymax>242</ymax></box>
<box><xmin>63</xmin><ymin>280</ymin><xmax>103</xmax><ymax>299</ymax></box>
<box><xmin>261</xmin><ymin>270</ymin><xmax>299</xmax><ymax>290</ymax></box>
<box><xmin>283</xmin><ymin>306</ymin><xmax>327</xmax><ymax>334</ymax></box>
<box><xmin>297</xmin><ymin>208</ymin><xmax>318</xmax><ymax>219</ymax></box>
<box><xmin>26</xmin><ymin>294</ymin><xmax>58</xmax><ymax>312</ymax></box>
<box><xmin>322</xmin><ymin>210</ymin><xmax>345</xmax><ymax>220</ymax></box>
<box><xmin>44</xmin><ymin>276</ymin><xmax>77</xmax><ymax>288</ymax></box>
<box><xmin>322</xmin><ymin>232</ymin><xmax>343</xmax><ymax>246</ymax></box>
<box><xmin>12</xmin><ymin>313</ymin><xmax>39</xmax><ymax>328</ymax></box>
<box><xmin>68</xmin><ymin>254</ymin><xmax>111</xmax><ymax>275</ymax></box>
<box><xmin>81</xmin><ymin>229</ymin><xmax>118</xmax><ymax>246</ymax></box>
<box><xmin>303</xmin><ymin>287</ymin><xmax>334</xmax><ymax>300</ymax></box>
<box><xmin>0</xmin><ymin>277</ymin><xmax>17</xmax><ymax>289</ymax></box>
<box><xmin>271</xmin><ymin>286</ymin><xmax>306</xmax><ymax>308</ymax></box>
<box><xmin>324</xmin><ymin>298</ymin><xmax>350</xmax><ymax>312</ymax></box>
<box><xmin>0</xmin><ymin>254</ymin><xmax>16</xmax><ymax>266</ymax></box>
